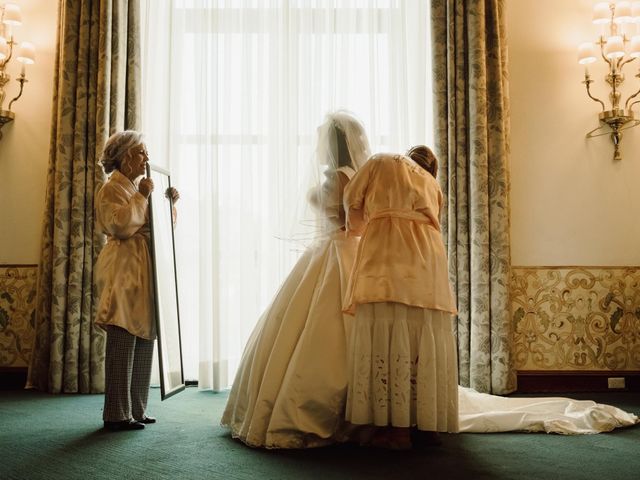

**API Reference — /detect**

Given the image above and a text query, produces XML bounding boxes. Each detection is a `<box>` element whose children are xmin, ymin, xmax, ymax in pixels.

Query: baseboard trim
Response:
<box><xmin>517</xmin><ymin>370</ymin><xmax>640</xmax><ymax>393</ymax></box>
<box><xmin>0</xmin><ymin>367</ymin><xmax>28</xmax><ymax>390</ymax></box>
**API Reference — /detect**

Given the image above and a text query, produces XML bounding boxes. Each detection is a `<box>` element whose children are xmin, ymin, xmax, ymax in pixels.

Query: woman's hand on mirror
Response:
<box><xmin>139</xmin><ymin>178</ymin><xmax>154</xmax><ymax>198</ymax></box>
<box><xmin>165</xmin><ymin>187</ymin><xmax>180</xmax><ymax>204</ymax></box>
<box><xmin>171</xmin><ymin>205</ymin><xmax>178</xmax><ymax>227</ymax></box>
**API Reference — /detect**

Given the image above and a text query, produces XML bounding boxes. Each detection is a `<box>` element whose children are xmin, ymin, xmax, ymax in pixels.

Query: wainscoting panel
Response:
<box><xmin>512</xmin><ymin>266</ymin><xmax>640</xmax><ymax>372</ymax></box>
<box><xmin>0</xmin><ymin>265</ymin><xmax>37</xmax><ymax>368</ymax></box>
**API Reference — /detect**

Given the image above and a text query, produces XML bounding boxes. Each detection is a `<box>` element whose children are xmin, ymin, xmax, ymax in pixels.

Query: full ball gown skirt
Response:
<box><xmin>221</xmin><ymin>232</ymin><xmax>359</xmax><ymax>448</ymax></box>
<box><xmin>221</xmin><ymin>236</ymin><xmax>638</xmax><ymax>445</ymax></box>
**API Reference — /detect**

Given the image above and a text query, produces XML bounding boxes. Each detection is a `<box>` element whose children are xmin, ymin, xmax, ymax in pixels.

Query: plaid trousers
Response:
<box><xmin>103</xmin><ymin>325</ymin><xmax>155</xmax><ymax>422</ymax></box>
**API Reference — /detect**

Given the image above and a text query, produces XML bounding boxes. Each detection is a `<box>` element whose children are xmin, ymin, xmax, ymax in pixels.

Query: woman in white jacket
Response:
<box><xmin>94</xmin><ymin>130</ymin><xmax>178</xmax><ymax>431</ymax></box>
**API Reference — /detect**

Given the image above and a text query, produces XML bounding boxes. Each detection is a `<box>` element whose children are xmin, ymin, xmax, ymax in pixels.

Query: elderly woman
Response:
<box><xmin>94</xmin><ymin>130</ymin><xmax>178</xmax><ymax>431</ymax></box>
<box><xmin>343</xmin><ymin>145</ymin><xmax>458</xmax><ymax>450</ymax></box>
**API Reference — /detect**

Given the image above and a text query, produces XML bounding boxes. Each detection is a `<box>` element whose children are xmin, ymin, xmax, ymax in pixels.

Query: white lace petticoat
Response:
<box><xmin>345</xmin><ymin>302</ymin><xmax>459</xmax><ymax>432</ymax></box>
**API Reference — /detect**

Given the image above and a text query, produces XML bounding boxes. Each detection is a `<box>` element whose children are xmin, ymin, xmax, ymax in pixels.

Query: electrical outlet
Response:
<box><xmin>608</xmin><ymin>377</ymin><xmax>625</xmax><ymax>389</ymax></box>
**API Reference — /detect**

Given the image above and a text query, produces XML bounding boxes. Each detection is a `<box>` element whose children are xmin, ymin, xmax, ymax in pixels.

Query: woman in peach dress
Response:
<box><xmin>343</xmin><ymin>145</ymin><xmax>637</xmax><ymax>448</ymax></box>
<box><xmin>342</xmin><ymin>146</ymin><xmax>459</xmax><ymax>449</ymax></box>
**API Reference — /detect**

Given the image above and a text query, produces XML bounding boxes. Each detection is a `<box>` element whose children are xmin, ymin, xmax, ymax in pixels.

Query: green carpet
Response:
<box><xmin>1</xmin><ymin>387</ymin><xmax>639</xmax><ymax>480</ymax></box>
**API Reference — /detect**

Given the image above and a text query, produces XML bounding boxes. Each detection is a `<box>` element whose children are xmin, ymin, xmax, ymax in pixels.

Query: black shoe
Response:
<box><xmin>136</xmin><ymin>416</ymin><xmax>156</xmax><ymax>424</ymax></box>
<box><xmin>412</xmin><ymin>430</ymin><xmax>442</xmax><ymax>447</ymax></box>
<box><xmin>103</xmin><ymin>419</ymin><xmax>145</xmax><ymax>431</ymax></box>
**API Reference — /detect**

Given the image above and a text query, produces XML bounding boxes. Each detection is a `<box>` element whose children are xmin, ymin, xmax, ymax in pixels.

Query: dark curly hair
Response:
<box><xmin>406</xmin><ymin>145</ymin><xmax>438</xmax><ymax>179</ymax></box>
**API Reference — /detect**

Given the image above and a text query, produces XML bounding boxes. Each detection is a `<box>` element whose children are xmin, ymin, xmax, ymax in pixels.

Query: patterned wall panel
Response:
<box><xmin>512</xmin><ymin>267</ymin><xmax>640</xmax><ymax>371</ymax></box>
<box><xmin>0</xmin><ymin>265</ymin><xmax>37</xmax><ymax>368</ymax></box>
<box><xmin>3</xmin><ymin>264</ymin><xmax>639</xmax><ymax>371</ymax></box>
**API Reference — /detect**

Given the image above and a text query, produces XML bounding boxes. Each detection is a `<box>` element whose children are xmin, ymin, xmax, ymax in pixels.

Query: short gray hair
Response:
<box><xmin>99</xmin><ymin>130</ymin><xmax>143</xmax><ymax>174</ymax></box>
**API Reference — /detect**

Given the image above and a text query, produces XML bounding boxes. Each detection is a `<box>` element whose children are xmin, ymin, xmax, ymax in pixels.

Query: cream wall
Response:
<box><xmin>508</xmin><ymin>0</ymin><xmax>640</xmax><ymax>266</ymax></box>
<box><xmin>2</xmin><ymin>1</ymin><xmax>639</xmax><ymax>268</ymax></box>
<box><xmin>0</xmin><ymin>0</ymin><xmax>57</xmax><ymax>264</ymax></box>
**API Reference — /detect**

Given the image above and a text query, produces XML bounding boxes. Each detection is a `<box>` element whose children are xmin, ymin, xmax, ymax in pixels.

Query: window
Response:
<box><xmin>142</xmin><ymin>0</ymin><xmax>432</xmax><ymax>389</ymax></box>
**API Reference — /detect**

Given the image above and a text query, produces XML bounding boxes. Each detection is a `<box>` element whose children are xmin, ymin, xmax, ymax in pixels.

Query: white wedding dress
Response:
<box><xmin>220</xmin><ymin>229</ymin><xmax>638</xmax><ymax>445</ymax></box>
<box><xmin>220</xmin><ymin>113</ymin><xmax>637</xmax><ymax>449</ymax></box>
<box><xmin>458</xmin><ymin>386</ymin><xmax>637</xmax><ymax>434</ymax></box>
<box><xmin>220</xmin><ymin>228</ymin><xmax>360</xmax><ymax>448</ymax></box>
<box><xmin>221</xmin><ymin>111</ymin><xmax>373</xmax><ymax>448</ymax></box>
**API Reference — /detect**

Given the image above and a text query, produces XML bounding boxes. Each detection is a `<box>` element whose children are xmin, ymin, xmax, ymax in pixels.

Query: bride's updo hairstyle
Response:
<box><xmin>332</xmin><ymin>121</ymin><xmax>352</xmax><ymax>169</ymax></box>
<box><xmin>100</xmin><ymin>130</ymin><xmax>143</xmax><ymax>174</ymax></box>
<box><xmin>406</xmin><ymin>145</ymin><xmax>438</xmax><ymax>179</ymax></box>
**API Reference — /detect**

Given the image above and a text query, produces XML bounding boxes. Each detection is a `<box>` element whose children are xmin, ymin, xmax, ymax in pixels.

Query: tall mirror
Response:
<box><xmin>147</xmin><ymin>164</ymin><xmax>185</xmax><ymax>400</ymax></box>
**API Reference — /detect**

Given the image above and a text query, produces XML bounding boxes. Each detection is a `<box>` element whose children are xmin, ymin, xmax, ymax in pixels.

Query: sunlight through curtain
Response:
<box><xmin>141</xmin><ymin>0</ymin><xmax>432</xmax><ymax>390</ymax></box>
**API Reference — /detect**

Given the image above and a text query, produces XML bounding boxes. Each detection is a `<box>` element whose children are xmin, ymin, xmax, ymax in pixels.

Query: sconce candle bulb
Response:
<box><xmin>579</xmin><ymin>42</ymin><xmax>598</xmax><ymax>64</ymax></box>
<box><xmin>0</xmin><ymin>2</ymin><xmax>35</xmax><ymax>141</ymax></box>
<box><xmin>2</xmin><ymin>3</ymin><xmax>21</xmax><ymax>26</ymax></box>
<box><xmin>579</xmin><ymin>1</ymin><xmax>640</xmax><ymax>161</ymax></box>
<box><xmin>614</xmin><ymin>1</ymin><xmax>633</xmax><ymax>23</ymax></box>
<box><xmin>604</xmin><ymin>35</ymin><xmax>625</xmax><ymax>58</ymax></box>
<box><xmin>593</xmin><ymin>2</ymin><xmax>612</xmax><ymax>24</ymax></box>
<box><xmin>17</xmin><ymin>42</ymin><xmax>35</xmax><ymax>64</ymax></box>
<box><xmin>0</xmin><ymin>36</ymin><xmax>7</xmax><ymax>61</ymax></box>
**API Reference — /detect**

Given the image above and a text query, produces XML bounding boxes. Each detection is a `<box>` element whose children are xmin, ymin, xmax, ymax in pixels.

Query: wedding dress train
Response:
<box><xmin>458</xmin><ymin>386</ymin><xmax>637</xmax><ymax>435</ymax></box>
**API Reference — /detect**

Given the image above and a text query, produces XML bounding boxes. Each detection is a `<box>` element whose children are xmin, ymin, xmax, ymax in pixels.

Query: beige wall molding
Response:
<box><xmin>517</xmin><ymin>370</ymin><xmax>640</xmax><ymax>393</ymax></box>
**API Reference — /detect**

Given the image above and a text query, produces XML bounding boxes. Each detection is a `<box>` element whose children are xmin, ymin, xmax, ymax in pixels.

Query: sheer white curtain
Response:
<box><xmin>141</xmin><ymin>0</ymin><xmax>432</xmax><ymax>391</ymax></box>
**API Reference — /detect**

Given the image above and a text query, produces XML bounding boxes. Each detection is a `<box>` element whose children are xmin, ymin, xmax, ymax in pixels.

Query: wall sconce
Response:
<box><xmin>0</xmin><ymin>2</ymin><xmax>36</xmax><ymax>141</ymax></box>
<box><xmin>578</xmin><ymin>1</ymin><xmax>640</xmax><ymax>161</ymax></box>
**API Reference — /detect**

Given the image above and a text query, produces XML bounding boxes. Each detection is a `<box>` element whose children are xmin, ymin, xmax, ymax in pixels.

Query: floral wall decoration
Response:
<box><xmin>512</xmin><ymin>267</ymin><xmax>640</xmax><ymax>371</ymax></box>
<box><xmin>0</xmin><ymin>265</ymin><xmax>37</xmax><ymax>368</ymax></box>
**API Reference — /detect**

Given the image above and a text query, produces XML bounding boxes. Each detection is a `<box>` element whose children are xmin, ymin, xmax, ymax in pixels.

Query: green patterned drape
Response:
<box><xmin>27</xmin><ymin>0</ymin><xmax>141</xmax><ymax>394</ymax></box>
<box><xmin>431</xmin><ymin>0</ymin><xmax>515</xmax><ymax>394</ymax></box>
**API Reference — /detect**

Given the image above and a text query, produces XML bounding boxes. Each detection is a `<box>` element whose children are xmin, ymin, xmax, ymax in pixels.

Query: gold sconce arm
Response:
<box><xmin>625</xmin><ymin>88</ymin><xmax>640</xmax><ymax>110</ymax></box>
<box><xmin>598</xmin><ymin>36</ymin><xmax>613</xmax><ymax>67</ymax></box>
<box><xmin>626</xmin><ymin>71</ymin><xmax>640</xmax><ymax>110</ymax></box>
<box><xmin>583</xmin><ymin>75</ymin><xmax>606</xmax><ymax>111</ymax></box>
<box><xmin>7</xmin><ymin>74</ymin><xmax>25</xmax><ymax>111</ymax></box>
<box><xmin>618</xmin><ymin>56</ymin><xmax>636</xmax><ymax>70</ymax></box>
<box><xmin>0</xmin><ymin>39</ymin><xmax>15</xmax><ymax>69</ymax></box>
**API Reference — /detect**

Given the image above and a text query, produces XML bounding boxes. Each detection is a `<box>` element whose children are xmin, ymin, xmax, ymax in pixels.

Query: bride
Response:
<box><xmin>221</xmin><ymin>125</ymin><xmax>637</xmax><ymax>449</ymax></box>
<box><xmin>221</xmin><ymin>110</ymin><xmax>372</xmax><ymax>448</ymax></box>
